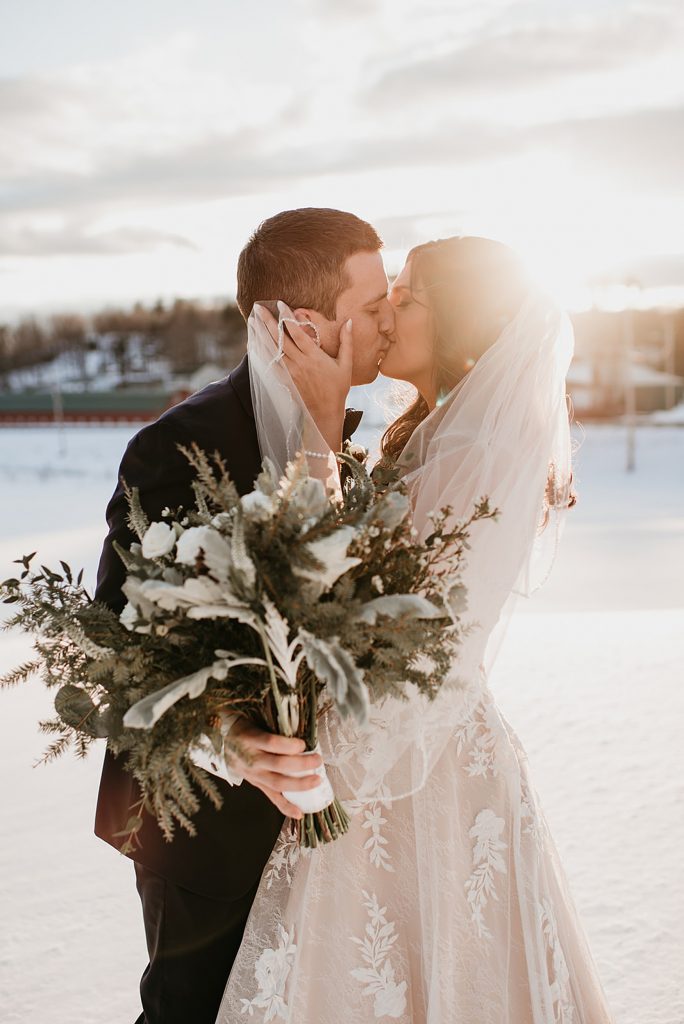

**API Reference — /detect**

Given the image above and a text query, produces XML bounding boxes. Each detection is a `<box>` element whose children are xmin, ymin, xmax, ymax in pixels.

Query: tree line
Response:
<box><xmin>0</xmin><ymin>299</ymin><xmax>247</xmax><ymax>386</ymax></box>
<box><xmin>2</xmin><ymin>299</ymin><xmax>684</xmax><ymax>390</ymax></box>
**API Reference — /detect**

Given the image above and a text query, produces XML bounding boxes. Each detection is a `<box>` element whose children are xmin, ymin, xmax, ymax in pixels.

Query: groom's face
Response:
<box><xmin>297</xmin><ymin>251</ymin><xmax>394</xmax><ymax>386</ymax></box>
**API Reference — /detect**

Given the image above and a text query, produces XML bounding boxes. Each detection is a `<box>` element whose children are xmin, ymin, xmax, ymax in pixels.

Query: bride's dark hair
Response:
<box><xmin>381</xmin><ymin>236</ymin><xmax>529</xmax><ymax>460</ymax></box>
<box><xmin>380</xmin><ymin>235</ymin><xmax>576</xmax><ymax>516</ymax></box>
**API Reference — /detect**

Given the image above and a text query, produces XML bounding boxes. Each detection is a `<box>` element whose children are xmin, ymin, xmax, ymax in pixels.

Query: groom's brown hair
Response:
<box><xmin>236</xmin><ymin>208</ymin><xmax>383</xmax><ymax>322</ymax></box>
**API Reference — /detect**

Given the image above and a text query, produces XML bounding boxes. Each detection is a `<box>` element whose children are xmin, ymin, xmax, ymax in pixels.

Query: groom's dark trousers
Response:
<box><xmin>94</xmin><ymin>354</ymin><xmax>361</xmax><ymax>1023</ymax></box>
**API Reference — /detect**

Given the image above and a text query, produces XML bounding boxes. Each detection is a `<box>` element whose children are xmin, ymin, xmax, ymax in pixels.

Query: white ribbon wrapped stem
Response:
<box><xmin>282</xmin><ymin>743</ymin><xmax>335</xmax><ymax>813</ymax></box>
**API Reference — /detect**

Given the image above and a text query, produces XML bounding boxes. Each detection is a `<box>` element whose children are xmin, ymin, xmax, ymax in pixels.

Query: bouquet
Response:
<box><xmin>1</xmin><ymin>443</ymin><xmax>496</xmax><ymax>849</ymax></box>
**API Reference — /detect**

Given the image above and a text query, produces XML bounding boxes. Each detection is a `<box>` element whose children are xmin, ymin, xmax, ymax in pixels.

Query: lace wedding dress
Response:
<box><xmin>215</xmin><ymin>296</ymin><xmax>614</xmax><ymax>1023</ymax></box>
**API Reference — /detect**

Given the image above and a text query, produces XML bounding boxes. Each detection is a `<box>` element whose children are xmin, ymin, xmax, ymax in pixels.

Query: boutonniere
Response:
<box><xmin>342</xmin><ymin>439</ymin><xmax>369</xmax><ymax>465</ymax></box>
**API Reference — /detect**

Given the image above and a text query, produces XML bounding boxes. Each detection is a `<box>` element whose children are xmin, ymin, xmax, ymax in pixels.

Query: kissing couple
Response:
<box><xmin>94</xmin><ymin>208</ymin><xmax>613</xmax><ymax>1023</ymax></box>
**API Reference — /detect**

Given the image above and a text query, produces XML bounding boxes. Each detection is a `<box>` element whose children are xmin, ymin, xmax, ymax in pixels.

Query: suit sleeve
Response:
<box><xmin>94</xmin><ymin>419</ymin><xmax>195</xmax><ymax>614</ymax></box>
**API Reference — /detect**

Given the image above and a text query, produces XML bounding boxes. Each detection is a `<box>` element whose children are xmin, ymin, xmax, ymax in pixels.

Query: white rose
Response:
<box><xmin>119</xmin><ymin>601</ymin><xmax>138</xmax><ymax>630</ymax></box>
<box><xmin>121</xmin><ymin>576</ymin><xmax>161</xmax><ymax>624</ymax></box>
<box><xmin>240</xmin><ymin>490</ymin><xmax>274</xmax><ymax>520</ymax></box>
<box><xmin>210</xmin><ymin>511</ymin><xmax>233</xmax><ymax>529</ymax></box>
<box><xmin>141</xmin><ymin>521</ymin><xmax>176</xmax><ymax>559</ymax></box>
<box><xmin>175</xmin><ymin>525</ymin><xmax>232</xmax><ymax>579</ymax></box>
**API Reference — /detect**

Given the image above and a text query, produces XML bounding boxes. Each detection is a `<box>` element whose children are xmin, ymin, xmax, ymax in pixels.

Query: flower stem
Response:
<box><xmin>297</xmin><ymin>797</ymin><xmax>352</xmax><ymax>849</ymax></box>
<box><xmin>257</xmin><ymin>625</ymin><xmax>289</xmax><ymax>736</ymax></box>
<box><xmin>256</xmin><ymin>633</ymin><xmax>351</xmax><ymax>849</ymax></box>
<box><xmin>307</xmin><ymin>671</ymin><xmax>318</xmax><ymax>750</ymax></box>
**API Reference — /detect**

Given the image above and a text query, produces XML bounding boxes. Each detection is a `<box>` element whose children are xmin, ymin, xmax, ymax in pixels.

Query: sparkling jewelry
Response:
<box><xmin>278</xmin><ymin>315</ymin><xmax>321</xmax><ymax>350</ymax></box>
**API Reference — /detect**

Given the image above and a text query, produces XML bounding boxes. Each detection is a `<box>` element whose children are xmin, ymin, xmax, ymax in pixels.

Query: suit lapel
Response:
<box><xmin>228</xmin><ymin>354</ymin><xmax>254</xmax><ymax>421</ymax></box>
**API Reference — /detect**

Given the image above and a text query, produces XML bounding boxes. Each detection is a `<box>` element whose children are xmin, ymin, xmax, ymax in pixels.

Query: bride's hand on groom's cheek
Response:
<box><xmin>256</xmin><ymin>302</ymin><xmax>353</xmax><ymax>452</ymax></box>
<box><xmin>230</xmin><ymin>718</ymin><xmax>324</xmax><ymax>820</ymax></box>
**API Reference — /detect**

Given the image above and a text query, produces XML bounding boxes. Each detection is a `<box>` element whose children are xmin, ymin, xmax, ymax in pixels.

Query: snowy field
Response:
<box><xmin>0</xmin><ymin>416</ymin><xmax>683</xmax><ymax>1024</ymax></box>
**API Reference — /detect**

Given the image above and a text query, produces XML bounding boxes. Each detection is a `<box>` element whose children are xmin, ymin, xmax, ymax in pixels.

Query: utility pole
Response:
<box><xmin>664</xmin><ymin>315</ymin><xmax>676</xmax><ymax>411</ymax></box>
<box><xmin>624</xmin><ymin>307</ymin><xmax>636</xmax><ymax>472</ymax></box>
<box><xmin>51</xmin><ymin>385</ymin><xmax>66</xmax><ymax>456</ymax></box>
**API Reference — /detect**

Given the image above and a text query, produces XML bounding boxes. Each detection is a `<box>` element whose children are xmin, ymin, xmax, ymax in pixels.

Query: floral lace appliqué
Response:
<box><xmin>361</xmin><ymin>803</ymin><xmax>395</xmax><ymax>872</ymax></box>
<box><xmin>264</xmin><ymin>828</ymin><xmax>309</xmax><ymax>889</ymax></box>
<box><xmin>240</xmin><ymin>922</ymin><xmax>297</xmax><ymax>1021</ymax></box>
<box><xmin>464</xmin><ymin>808</ymin><xmax>508</xmax><ymax>939</ymax></box>
<box><xmin>540</xmin><ymin>898</ymin><xmax>575</xmax><ymax>1023</ymax></box>
<box><xmin>521</xmin><ymin>776</ymin><xmax>549</xmax><ymax>849</ymax></box>
<box><xmin>346</xmin><ymin>794</ymin><xmax>396</xmax><ymax>873</ymax></box>
<box><xmin>453</xmin><ymin>692</ymin><xmax>501</xmax><ymax>778</ymax></box>
<box><xmin>350</xmin><ymin>890</ymin><xmax>407</xmax><ymax>1018</ymax></box>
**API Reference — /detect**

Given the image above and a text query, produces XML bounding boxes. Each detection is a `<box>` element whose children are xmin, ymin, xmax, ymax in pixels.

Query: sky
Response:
<box><xmin>1</xmin><ymin>0</ymin><xmax>684</xmax><ymax>318</ymax></box>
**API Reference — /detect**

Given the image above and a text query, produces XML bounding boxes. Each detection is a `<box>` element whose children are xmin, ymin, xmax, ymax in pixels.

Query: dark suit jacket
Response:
<box><xmin>93</xmin><ymin>354</ymin><xmax>361</xmax><ymax>900</ymax></box>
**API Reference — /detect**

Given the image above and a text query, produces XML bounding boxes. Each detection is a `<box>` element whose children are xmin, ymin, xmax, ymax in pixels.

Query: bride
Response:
<box><xmin>216</xmin><ymin>236</ymin><xmax>614</xmax><ymax>1023</ymax></box>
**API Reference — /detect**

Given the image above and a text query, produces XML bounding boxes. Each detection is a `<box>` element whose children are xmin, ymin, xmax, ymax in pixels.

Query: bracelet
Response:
<box><xmin>304</xmin><ymin>449</ymin><xmax>330</xmax><ymax>460</ymax></box>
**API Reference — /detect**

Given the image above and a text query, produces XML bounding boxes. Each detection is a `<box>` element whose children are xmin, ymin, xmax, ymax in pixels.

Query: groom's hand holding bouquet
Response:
<box><xmin>209</xmin><ymin>718</ymin><xmax>321</xmax><ymax>823</ymax></box>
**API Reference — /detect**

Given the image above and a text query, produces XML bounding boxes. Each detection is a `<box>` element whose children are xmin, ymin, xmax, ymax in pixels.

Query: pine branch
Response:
<box><xmin>33</xmin><ymin>732</ymin><xmax>73</xmax><ymax>766</ymax></box>
<box><xmin>185</xmin><ymin>758</ymin><xmax>223</xmax><ymax>811</ymax></box>
<box><xmin>176</xmin><ymin>442</ymin><xmax>239</xmax><ymax>510</ymax></box>
<box><xmin>121</xmin><ymin>478</ymin><xmax>150</xmax><ymax>540</ymax></box>
<box><xmin>0</xmin><ymin>659</ymin><xmax>40</xmax><ymax>688</ymax></box>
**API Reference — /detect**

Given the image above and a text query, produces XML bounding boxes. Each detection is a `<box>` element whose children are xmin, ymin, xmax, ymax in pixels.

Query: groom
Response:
<box><xmin>94</xmin><ymin>207</ymin><xmax>394</xmax><ymax>1023</ymax></box>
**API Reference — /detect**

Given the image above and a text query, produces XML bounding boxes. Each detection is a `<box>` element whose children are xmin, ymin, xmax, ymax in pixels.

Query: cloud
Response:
<box><xmin>0</xmin><ymin>77</ymin><xmax>73</xmax><ymax>119</ymax></box>
<box><xmin>1</xmin><ymin>127</ymin><xmax>301</xmax><ymax>217</ymax></box>
<box><xmin>374</xmin><ymin>210</ymin><xmax>466</xmax><ymax>250</ymax></box>
<box><xmin>364</xmin><ymin>6</ymin><xmax>680</xmax><ymax>107</ymax></box>
<box><xmin>297</xmin><ymin>0</ymin><xmax>381</xmax><ymax>16</ymax></box>
<box><xmin>0</xmin><ymin>222</ymin><xmax>196</xmax><ymax>258</ymax></box>
<box><xmin>1</xmin><ymin>8</ymin><xmax>682</xmax><ymax>267</ymax></box>
<box><xmin>0</xmin><ymin>31</ymin><xmax>308</xmax><ymax>190</ymax></box>
<box><xmin>0</xmin><ymin>43</ymin><xmax>311</xmax><ymax>218</ymax></box>
<box><xmin>354</xmin><ymin>102</ymin><xmax>684</xmax><ymax>194</ymax></box>
<box><xmin>3</xmin><ymin>79</ymin><xmax>682</xmax><ymax>215</ymax></box>
<box><xmin>4</xmin><ymin>99</ymin><xmax>682</xmax><ymax>250</ymax></box>
<box><xmin>539</xmin><ymin>105</ymin><xmax>684</xmax><ymax>191</ymax></box>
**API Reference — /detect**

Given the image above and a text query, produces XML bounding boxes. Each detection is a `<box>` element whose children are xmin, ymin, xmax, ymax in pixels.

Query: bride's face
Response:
<box><xmin>381</xmin><ymin>260</ymin><xmax>435</xmax><ymax>396</ymax></box>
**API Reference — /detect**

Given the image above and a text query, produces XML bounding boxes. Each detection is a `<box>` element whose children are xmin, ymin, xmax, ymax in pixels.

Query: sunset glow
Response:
<box><xmin>1</xmin><ymin>0</ymin><xmax>683</xmax><ymax>316</ymax></box>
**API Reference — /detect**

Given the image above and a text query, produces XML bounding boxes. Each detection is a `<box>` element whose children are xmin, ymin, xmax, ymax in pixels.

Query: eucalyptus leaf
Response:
<box><xmin>55</xmin><ymin>685</ymin><xmax>97</xmax><ymax>729</ymax></box>
<box><xmin>89</xmin><ymin>712</ymin><xmax>111</xmax><ymax>739</ymax></box>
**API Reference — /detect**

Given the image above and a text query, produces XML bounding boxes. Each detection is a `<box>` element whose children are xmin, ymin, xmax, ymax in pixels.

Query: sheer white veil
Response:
<box><xmin>247</xmin><ymin>290</ymin><xmax>575</xmax><ymax>804</ymax></box>
<box><xmin>247</xmin><ymin>303</ymin><xmax>341</xmax><ymax>493</ymax></box>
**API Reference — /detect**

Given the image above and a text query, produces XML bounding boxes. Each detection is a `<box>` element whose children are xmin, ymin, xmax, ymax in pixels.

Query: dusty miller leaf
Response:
<box><xmin>299</xmin><ymin>630</ymin><xmax>370</xmax><ymax>725</ymax></box>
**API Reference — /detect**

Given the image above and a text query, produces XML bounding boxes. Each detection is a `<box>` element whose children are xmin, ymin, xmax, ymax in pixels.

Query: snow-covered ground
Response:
<box><xmin>1</xmin><ymin>417</ymin><xmax>683</xmax><ymax>1024</ymax></box>
<box><xmin>652</xmin><ymin>399</ymin><xmax>684</xmax><ymax>425</ymax></box>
